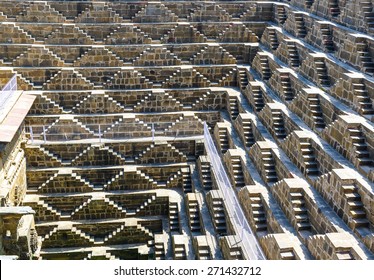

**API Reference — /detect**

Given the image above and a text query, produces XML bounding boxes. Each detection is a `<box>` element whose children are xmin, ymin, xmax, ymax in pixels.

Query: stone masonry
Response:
<box><xmin>0</xmin><ymin>0</ymin><xmax>373</xmax><ymax>260</ymax></box>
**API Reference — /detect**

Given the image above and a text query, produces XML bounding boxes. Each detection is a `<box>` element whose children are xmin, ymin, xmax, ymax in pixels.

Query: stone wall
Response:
<box><xmin>0</xmin><ymin>0</ymin><xmax>373</xmax><ymax>260</ymax></box>
<box><xmin>0</xmin><ymin>207</ymin><xmax>39</xmax><ymax>259</ymax></box>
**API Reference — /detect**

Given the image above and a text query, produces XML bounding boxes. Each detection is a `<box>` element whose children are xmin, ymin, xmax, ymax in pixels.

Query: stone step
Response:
<box><xmin>347</xmin><ymin>200</ymin><xmax>364</xmax><ymax>209</ymax></box>
<box><xmin>280</xmin><ymin>251</ymin><xmax>295</xmax><ymax>260</ymax></box>
<box><xmin>291</xmin><ymin>199</ymin><xmax>305</xmax><ymax>207</ymax></box>
<box><xmin>352</xmin><ymin>217</ymin><xmax>370</xmax><ymax>228</ymax></box>
<box><xmin>336</xmin><ymin>252</ymin><xmax>354</xmax><ymax>260</ymax></box>
<box><xmin>297</xmin><ymin>221</ymin><xmax>311</xmax><ymax>231</ymax></box>
<box><xmin>294</xmin><ymin>207</ymin><xmax>307</xmax><ymax>214</ymax></box>
<box><xmin>341</xmin><ymin>184</ymin><xmax>357</xmax><ymax>193</ymax></box>
<box><xmin>350</xmin><ymin>209</ymin><xmax>366</xmax><ymax>219</ymax></box>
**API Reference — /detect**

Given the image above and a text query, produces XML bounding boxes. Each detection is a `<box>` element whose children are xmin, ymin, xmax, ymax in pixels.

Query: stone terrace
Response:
<box><xmin>0</xmin><ymin>0</ymin><xmax>373</xmax><ymax>260</ymax></box>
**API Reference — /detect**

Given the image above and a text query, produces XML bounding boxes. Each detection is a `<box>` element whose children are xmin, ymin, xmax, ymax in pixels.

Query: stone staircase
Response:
<box><xmin>39</xmin><ymin>94</ymin><xmax>65</xmax><ymax>114</ymax></box>
<box><xmin>261</xmin><ymin>149</ymin><xmax>278</xmax><ymax>184</ymax></box>
<box><xmin>213</xmin><ymin>22</ymin><xmax>258</xmax><ymax>43</ymax></box>
<box><xmin>352</xmin><ymin>81</ymin><xmax>374</xmax><ymax>115</ymax></box>
<box><xmin>299</xmin><ymin>141</ymin><xmax>320</xmax><ymax>177</ymax></box>
<box><xmin>280</xmin><ymin>72</ymin><xmax>294</xmax><ymax>101</ymax></box>
<box><xmin>73</xmin><ymin>47</ymin><xmax>125</xmax><ymax>67</ymax></box>
<box><xmin>89</xmin><ymin>196</ymin><xmax>129</xmax><ymax>218</ymax></box>
<box><xmin>0</xmin><ymin>22</ymin><xmax>36</xmax><ymax>44</ymax></box>
<box><xmin>289</xmin><ymin>189</ymin><xmax>312</xmax><ymax>232</ymax></box>
<box><xmin>9</xmin><ymin>69</ymin><xmax>35</xmax><ymax>89</ymax></box>
<box><xmin>286</xmin><ymin>41</ymin><xmax>300</xmax><ymax>67</ymax></box>
<box><xmin>135</xmin><ymin>170</ymin><xmax>160</xmax><ymax>189</ymax></box>
<box><xmin>173</xmin><ymin>242</ymin><xmax>187</xmax><ymax>260</ymax></box>
<box><xmin>101</xmin><ymin>222</ymin><xmax>153</xmax><ymax>244</ymax></box>
<box><xmin>228</xmin><ymin>96</ymin><xmax>239</xmax><ymax>120</ymax></box>
<box><xmin>38</xmin><ymin>115</ymin><xmax>95</xmax><ymax>140</ymax></box>
<box><xmin>71</xmin><ymin>93</ymin><xmax>93</xmax><ymax>112</ymax></box>
<box><xmin>190</xmin><ymin>45</ymin><xmax>236</xmax><ymax>65</ymax></box>
<box><xmin>165</xmin><ymin>172</ymin><xmax>183</xmax><ymax>189</ymax></box>
<box><xmin>356</xmin><ymin>41</ymin><xmax>374</xmax><ymax>75</ymax></box>
<box><xmin>307</xmin><ymin>93</ymin><xmax>326</xmax><ymax>129</ymax></box>
<box><xmin>241</xmin><ymin>119</ymin><xmax>255</xmax><ymax>148</ymax></box>
<box><xmin>259</xmin><ymin>54</ymin><xmax>271</xmax><ymax>80</ymax></box>
<box><xmin>218</xmin><ymin>127</ymin><xmax>230</xmax><ymax>154</ymax></box>
<box><xmin>133</xmin><ymin>195</ymin><xmax>157</xmax><ymax>215</ymax></box>
<box><xmin>36</xmin><ymin>200</ymin><xmax>62</xmax><ymax>220</ymax></box>
<box><xmin>3</xmin><ymin>0</ymin><xmax>374</xmax><ymax>261</ymax></box>
<box><xmin>212</xmin><ymin>198</ymin><xmax>227</xmax><ymax>234</ymax></box>
<box><xmin>181</xmin><ymin>168</ymin><xmax>192</xmax><ymax>193</ymax></box>
<box><xmin>75</xmin><ymin>2</ymin><xmax>123</xmax><ymax>24</ymax></box>
<box><xmin>38</xmin><ymin>147</ymin><xmax>64</xmax><ymax>165</ymax></box>
<box><xmin>169</xmin><ymin>202</ymin><xmax>180</xmax><ymax>233</ymax></box>
<box><xmin>271</xmin><ymin>109</ymin><xmax>287</xmax><ymax>139</ymax></box>
<box><xmin>105</xmin><ymin>192</ymin><xmax>163</xmax><ymax>216</ymax></box>
<box><xmin>360</xmin><ymin>1</ymin><xmax>374</xmax><ymax>29</ymax></box>
<box><xmin>230</xmin><ymin>156</ymin><xmax>246</xmax><ymax>188</ymax></box>
<box><xmin>347</xmin><ymin>127</ymin><xmax>372</xmax><ymax>167</ymax></box>
<box><xmin>220</xmin><ymin>236</ymin><xmax>244</xmax><ymax>260</ymax></box>
<box><xmin>190</xmin><ymin>90</ymin><xmax>212</xmax><ymax>110</ymax></box>
<box><xmin>106</xmin><ymin>69</ymin><xmax>153</xmax><ymax>89</ymax></box>
<box><xmin>131</xmin><ymin>2</ymin><xmax>178</xmax><ymax>23</ymax></box>
<box><xmin>71</xmin><ymin>226</ymin><xmax>96</xmax><ymax>244</ymax></box>
<box><xmin>249</xmin><ymin>193</ymin><xmax>268</xmax><ymax>234</ymax></box>
<box><xmin>320</xmin><ymin>24</ymin><xmax>334</xmax><ymax>52</ymax></box>
<box><xmin>43</xmin><ymin>69</ymin><xmax>95</xmax><ymax>90</ymax></box>
<box><xmin>133</xmin><ymin>92</ymin><xmax>184</xmax><ymax>112</ymax></box>
<box><xmin>268</xmin><ymin>28</ymin><xmax>279</xmax><ymax>50</ymax></box>
<box><xmin>277</xmin><ymin>6</ymin><xmax>287</xmax><ymax>24</ymax></box>
<box><xmin>305</xmin><ymin>1</ymin><xmax>314</xmax><ymax>9</ymax></box>
<box><xmin>314</xmin><ymin>58</ymin><xmax>330</xmax><ymax>86</ymax></box>
<box><xmin>342</xmin><ymin>184</ymin><xmax>370</xmax><ymax>230</ymax></box>
<box><xmin>186</xmin><ymin>193</ymin><xmax>202</xmax><ymax>233</ymax></box>
<box><xmin>104</xmin><ymin>24</ymin><xmax>152</xmax><ymax>44</ymax></box>
<box><xmin>198</xmin><ymin>158</ymin><xmax>213</xmax><ymax>191</ymax></box>
<box><xmin>94</xmin><ymin>145</ymin><xmax>126</xmax><ymax>163</ymax></box>
<box><xmin>335</xmin><ymin>249</ymin><xmax>355</xmax><ymax>260</ymax></box>
<box><xmin>207</xmin><ymin>191</ymin><xmax>227</xmax><ymax>235</ymax></box>
<box><xmin>280</xmin><ymin>249</ymin><xmax>297</xmax><ymax>260</ymax></box>
<box><xmin>69</xmin><ymin>198</ymin><xmax>92</xmax><ymax>217</ymax></box>
<box><xmin>237</xmin><ymin>67</ymin><xmax>249</xmax><ymax>91</ymax></box>
<box><xmin>194</xmin><ymin>237</ymin><xmax>212</xmax><ymax>260</ymax></box>
<box><xmin>294</xmin><ymin>13</ymin><xmax>307</xmax><ymax>38</ymax></box>
<box><xmin>45</xmin><ymin>24</ymin><xmax>96</xmax><ymax>46</ymax></box>
<box><xmin>40</xmin><ymin>227</ymin><xmax>58</xmax><ymax>242</ymax></box>
<box><xmin>154</xmin><ymin>238</ymin><xmax>166</xmax><ymax>260</ymax></box>
<box><xmin>162</xmin><ymin>68</ymin><xmax>211</xmax><ymax>88</ymax></box>
<box><xmin>60</xmin><ymin>196</ymin><xmax>93</xmax><ymax>217</ymax></box>
<box><xmin>38</xmin><ymin>172</ymin><xmax>59</xmax><ymax>191</ymax></box>
<box><xmin>217</xmin><ymin>67</ymin><xmax>237</xmax><ymax>87</ymax></box>
<box><xmin>134</xmin><ymin>142</ymin><xmax>188</xmax><ymax>164</ymax></box>
<box><xmin>12</xmin><ymin>45</ymin><xmax>65</xmax><ymax>67</ymax></box>
<box><xmin>161</xmin><ymin>23</ymin><xmax>207</xmax><ymax>44</ymax></box>
<box><xmin>251</xmin><ymin>85</ymin><xmax>265</xmax><ymax>111</ymax></box>
<box><xmin>328</xmin><ymin>0</ymin><xmax>340</xmax><ymax>17</ymax></box>
<box><xmin>133</xmin><ymin>47</ymin><xmax>181</xmax><ymax>66</ymax></box>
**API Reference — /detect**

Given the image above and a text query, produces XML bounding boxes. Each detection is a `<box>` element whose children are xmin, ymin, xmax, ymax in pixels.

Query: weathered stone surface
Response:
<box><xmin>0</xmin><ymin>0</ymin><xmax>373</xmax><ymax>260</ymax></box>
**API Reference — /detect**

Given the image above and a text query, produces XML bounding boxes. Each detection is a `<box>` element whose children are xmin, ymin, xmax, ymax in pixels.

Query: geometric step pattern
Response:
<box><xmin>1</xmin><ymin>0</ymin><xmax>373</xmax><ymax>261</ymax></box>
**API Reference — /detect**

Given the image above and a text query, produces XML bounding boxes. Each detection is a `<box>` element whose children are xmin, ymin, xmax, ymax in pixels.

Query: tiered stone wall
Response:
<box><xmin>0</xmin><ymin>0</ymin><xmax>373</xmax><ymax>260</ymax></box>
<box><xmin>283</xmin><ymin>0</ymin><xmax>374</xmax><ymax>36</ymax></box>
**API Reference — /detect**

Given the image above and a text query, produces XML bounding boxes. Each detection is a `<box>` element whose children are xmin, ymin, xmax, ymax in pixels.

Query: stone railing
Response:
<box><xmin>25</xmin><ymin>120</ymin><xmax>204</xmax><ymax>144</ymax></box>
<box><xmin>204</xmin><ymin>122</ymin><xmax>265</xmax><ymax>260</ymax></box>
